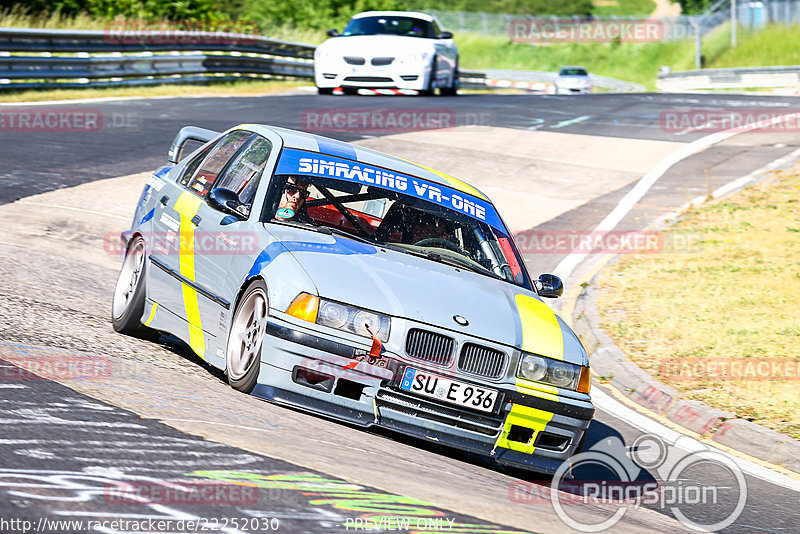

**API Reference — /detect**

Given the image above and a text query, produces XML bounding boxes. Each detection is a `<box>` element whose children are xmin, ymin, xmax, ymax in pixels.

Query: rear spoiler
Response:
<box><xmin>167</xmin><ymin>126</ymin><xmax>221</xmax><ymax>164</ymax></box>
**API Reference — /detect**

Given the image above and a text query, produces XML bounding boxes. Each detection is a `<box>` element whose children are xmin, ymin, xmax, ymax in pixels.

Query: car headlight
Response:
<box><xmin>399</xmin><ymin>52</ymin><xmax>430</xmax><ymax>65</ymax></box>
<box><xmin>517</xmin><ymin>352</ymin><xmax>590</xmax><ymax>392</ymax></box>
<box><xmin>287</xmin><ymin>294</ymin><xmax>391</xmax><ymax>342</ymax></box>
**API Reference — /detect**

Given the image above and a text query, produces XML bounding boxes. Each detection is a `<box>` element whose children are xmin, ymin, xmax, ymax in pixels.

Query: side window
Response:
<box><xmin>185</xmin><ymin>130</ymin><xmax>252</xmax><ymax>197</ymax></box>
<box><xmin>213</xmin><ymin>136</ymin><xmax>272</xmax><ymax>210</ymax></box>
<box><xmin>432</xmin><ymin>21</ymin><xmax>441</xmax><ymax>36</ymax></box>
<box><xmin>178</xmin><ymin>141</ymin><xmax>217</xmax><ymax>187</ymax></box>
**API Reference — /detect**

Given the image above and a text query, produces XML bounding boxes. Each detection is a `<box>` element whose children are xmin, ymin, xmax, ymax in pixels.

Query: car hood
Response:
<box><xmin>318</xmin><ymin>35</ymin><xmax>435</xmax><ymax>56</ymax></box>
<box><xmin>266</xmin><ymin>225</ymin><xmax>585</xmax><ymax>365</ymax></box>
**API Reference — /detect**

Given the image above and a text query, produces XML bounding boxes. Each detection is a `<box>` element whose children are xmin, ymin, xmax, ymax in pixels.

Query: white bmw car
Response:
<box><xmin>554</xmin><ymin>66</ymin><xmax>592</xmax><ymax>95</ymax></box>
<box><xmin>314</xmin><ymin>11</ymin><xmax>458</xmax><ymax>96</ymax></box>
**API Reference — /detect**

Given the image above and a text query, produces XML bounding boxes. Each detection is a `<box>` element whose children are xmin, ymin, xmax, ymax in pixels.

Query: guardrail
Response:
<box><xmin>0</xmin><ymin>27</ymin><xmax>488</xmax><ymax>91</ymax></box>
<box><xmin>657</xmin><ymin>65</ymin><xmax>800</xmax><ymax>91</ymax></box>
<box><xmin>0</xmin><ymin>27</ymin><xmax>316</xmax><ymax>57</ymax></box>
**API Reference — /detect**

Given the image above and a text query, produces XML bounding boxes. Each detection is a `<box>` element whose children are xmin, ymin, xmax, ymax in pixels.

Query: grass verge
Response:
<box><xmin>596</xmin><ymin>165</ymin><xmax>800</xmax><ymax>439</ymax></box>
<box><xmin>0</xmin><ymin>79</ymin><xmax>307</xmax><ymax>103</ymax></box>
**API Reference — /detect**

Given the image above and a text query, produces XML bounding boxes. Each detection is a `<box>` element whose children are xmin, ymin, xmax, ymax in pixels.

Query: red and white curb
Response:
<box><xmin>486</xmin><ymin>79</ymin><xmax>552</xmax><ymax>93</ymax></box>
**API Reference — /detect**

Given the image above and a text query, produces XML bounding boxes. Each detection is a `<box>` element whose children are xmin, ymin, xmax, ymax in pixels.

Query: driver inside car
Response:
<box><xmin>274</xmin><ymin>176</ymin><xmax>310</xmax><ymax>221</ymax></box>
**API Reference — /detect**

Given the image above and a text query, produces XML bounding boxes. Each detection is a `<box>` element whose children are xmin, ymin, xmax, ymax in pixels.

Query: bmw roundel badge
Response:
<box><xmin>453</xmin><ymin>315</ymin><xmax>469</xmax><ymax>326</ymax></box>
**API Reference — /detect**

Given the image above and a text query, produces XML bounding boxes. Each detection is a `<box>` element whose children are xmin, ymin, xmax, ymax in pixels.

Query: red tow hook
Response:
<box><xmin>364</xmin><ymin>323</ymin><xmax>383</xmax><ymax>360</ymax></box>
<box><xmin>344</xmin><ymin>324</ymin><xmax>383</xmax><ymax>371</ymax></box>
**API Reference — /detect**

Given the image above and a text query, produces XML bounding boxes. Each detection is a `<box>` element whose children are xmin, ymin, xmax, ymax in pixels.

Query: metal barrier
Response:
<box><xmin>0</xmin><ymin>27</ymin><xmax>489</xmax><ymax>91</ymax></box>
<box><xmin>0</xmin><ymin>28</ymin><xmax>316</xmax><ymax>57</ymax></box>
<box><xmin>657</xmin><ymin>65</ymin><xmax>800</xmax><ymax>91</ymax></box>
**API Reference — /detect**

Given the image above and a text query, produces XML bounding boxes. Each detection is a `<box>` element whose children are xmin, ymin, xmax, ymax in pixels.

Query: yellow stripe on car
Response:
<box><xmin>398</xmin><ymin>157</ymin><xmax>488</xmax><ymax>201</ymax></box>
<box><xmin>174</xmin><ymin>191</ymin><xmax>205</xmax><ymax>358</ymax></box>
<box><xmin>515</xmin><ymin>294</ymin><xmax>564</xmax><ymax>360</ymax></box>
<box><xmin>495</xmin><ymin>404</ymin><xmax>555</xmax><ymax>455</ymax></box>
<box><xmin>515</xmin><ymin>378</ymin><xmax>559</xmax><ymax>402</ymax></box>
<box><xmin>144</xmin><ymin>302</ymin><xmax>158</xmax><ymax>327</ymax></box>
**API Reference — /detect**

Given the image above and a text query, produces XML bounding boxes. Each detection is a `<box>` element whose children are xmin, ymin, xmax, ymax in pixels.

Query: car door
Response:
<box><xmin>146</xmin><ymin>141</ymin><xmax>219</xmax><ymax>319</ymax></box>
<box><xmin>189</xmin><ymin>133</ymin><xmax>279</xmax><ymax>367</ymax></box>
<box><xmin>148</xmin><ymin>129</ymin><xmax>252</xmax><ymax>359</ymax></box>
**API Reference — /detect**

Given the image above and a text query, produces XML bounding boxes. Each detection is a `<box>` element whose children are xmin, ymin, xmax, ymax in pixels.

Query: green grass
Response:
<box><xmin>456</xmin><ymin>32</ymin><xmax>697</xmax><ymax>89</ymax></box>
<box><xmin>458</xmin><ymin>21</ymin><xmax>800</xmax><ymax>90</ymax></box>
<box><xmin>707</xmin><ymin>24</ymin><xmax>800</xmax><ymax>67</ymax></box>
<box><xmin>597</xmin><ymin>166</ymin><xmax>800</xmax><ymax>439</ymax></box>
<box><xmin>592</xmin><ymin>0</ymin><xmax>658</xmax><ymax>16</ymax></box>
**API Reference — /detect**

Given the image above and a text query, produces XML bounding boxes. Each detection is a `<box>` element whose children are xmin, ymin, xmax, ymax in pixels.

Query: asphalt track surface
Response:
<box><xmin>1</xmin><ymin>91</ymin><xmax>800</xmax><ymax>534</ymax></box>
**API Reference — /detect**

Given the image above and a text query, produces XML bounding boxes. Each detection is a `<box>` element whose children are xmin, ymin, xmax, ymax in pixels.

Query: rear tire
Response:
<box><xmin>226</xmin><ymin>280</ymin><xmax>268</xmax><ymax>394</ymax></box>
<box><xmin>112</xmin><ymin>236</ymin><xmax>148</xmax><ymax>335</ymax></box>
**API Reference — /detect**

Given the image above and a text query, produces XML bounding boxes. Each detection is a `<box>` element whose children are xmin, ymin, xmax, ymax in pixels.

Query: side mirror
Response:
<box><xmin>437</xmin><ymin>31</ymin><xmax>453</xmax><ymax>39</ymax></box>
<box><xmin>326</xmin><ymin>28</ymin><xmax>339</xmax><ymax>37</ymax></box>
<box><xmin>536</xmin><ymin>274</ymin><xmax>563</xmax><ymax>298</ymax></box>
<box><xmin>208</xmin><ymin>188</ymin><xmax>247</xmax><ymax>220</ymax></box>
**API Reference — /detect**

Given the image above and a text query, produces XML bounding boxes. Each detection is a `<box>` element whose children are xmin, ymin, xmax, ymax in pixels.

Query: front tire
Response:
<box><xmin>226</xmin><ymin>280</ymin><xmax>268</xmax><ymax>394</ymax></box>
<box><xmin>440</xmin><ymin>61</ymin><xmax>459</xmax><ymax>96</ymax></box>
<box><xmin>317</xmin><ymin>87</ymin><xmax>333</xmax><ymax>95</ymax></box>
<box><xmin>112</xmin><ymin>235</ymin><xmax>148</xmax><ymax>335</ymax></box>
<box><xmin>419</xmin><ymin>57</ymin><xmax>436</xmax><ymax>96</ymax></box>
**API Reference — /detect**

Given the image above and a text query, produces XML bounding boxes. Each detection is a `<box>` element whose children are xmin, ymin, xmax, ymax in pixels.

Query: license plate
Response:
<box><xmin>399</xmin><ymin>367</ymin><xmax>498</xmax><ymax>413</ymax></box>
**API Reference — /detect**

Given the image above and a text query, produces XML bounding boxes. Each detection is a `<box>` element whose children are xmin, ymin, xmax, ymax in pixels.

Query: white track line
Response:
<box><xmin>712</xmin><ymin>145</ymin><xmax>800</xmax><ymax>199</ymax></box>
<box><xmin>593</xmin><ymin>388</ymin><xmax>800</xmax><ymax>493</ymax></box>
<box><xmin>554</xmin><ymin>112</ymin><xmax>800</xmax><ymax>280</ymax></box>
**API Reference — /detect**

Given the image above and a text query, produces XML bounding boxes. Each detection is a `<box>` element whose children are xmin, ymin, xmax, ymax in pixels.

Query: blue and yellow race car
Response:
<box><xmin>112</xmin><ymin>124</ymin><xmax>594</xmax><ymax>474</ymax></box>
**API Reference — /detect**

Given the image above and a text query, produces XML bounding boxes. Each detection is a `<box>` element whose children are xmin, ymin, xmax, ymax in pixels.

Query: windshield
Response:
<box><xmin>560</xmin><ymin>68</ymin><xmax>588</xmax><ymax>76</ymax></box>
<box><xmin>342</xmin><ymin>16</ymin><xmax>436</xmax><ymax>38</ymax></box>
<box><xmin>264</xmin><ymin>149</ymin><xmax>531</xmax><ymax>290</ymax></box>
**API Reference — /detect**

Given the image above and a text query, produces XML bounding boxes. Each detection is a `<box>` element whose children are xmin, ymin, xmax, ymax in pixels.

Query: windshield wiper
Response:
<box><xmin>318</xmin><ymin>225</ymin><xmax>378</xmax><ymax>246</ymax></box>
<box><xmin>387</xmin><ymin>246</ymin><xmax>502</xmax><ymax>280</ymax></box>
<box><xmin>426</xmin><ymin>251</ymin><xmax>502</xmax><ymax>279</ymax></box>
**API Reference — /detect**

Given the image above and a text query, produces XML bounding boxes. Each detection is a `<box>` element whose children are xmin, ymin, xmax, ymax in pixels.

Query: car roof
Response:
<box><xmin>559</xmin><ymin>66</ymin><xmax>588</xmax><ymax>73</ymax></box>
<box><xmin>350</xmin><ymin>11</ymin><xmax>435</xmax><ymax>22</ymax></box>
<box><xmin>239</xmin><ymin>123</ymin><xmax>489</xmax><ymax>202</ymax></box>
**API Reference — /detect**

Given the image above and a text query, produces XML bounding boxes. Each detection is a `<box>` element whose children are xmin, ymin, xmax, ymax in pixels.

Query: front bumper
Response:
<box><xmin>253</xmin><ymin>317</ymin><xmax>594</xmax><ymax>475</ymax></box>
<box><xmin>314</xmin><ymin>64</ymin><xmax>430</xmax><ymax>91</ymax></box>
<box><xmin>555</xmin><ymin>85</ymin><xmax>592</xmax><ymax>94</ymax></box>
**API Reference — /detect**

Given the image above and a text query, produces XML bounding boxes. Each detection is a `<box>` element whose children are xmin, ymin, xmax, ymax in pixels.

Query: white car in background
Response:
<box><xmin>554</xmin><ymin>66</ymin><xmax>592</xmax><ymax>94</ymax></box>
<box><xmin>314</xmin><ymin>11</ymin><xmax>458</xmax><ymax>96</ymax></box>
